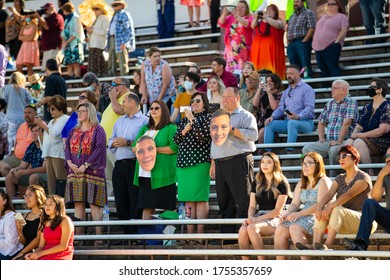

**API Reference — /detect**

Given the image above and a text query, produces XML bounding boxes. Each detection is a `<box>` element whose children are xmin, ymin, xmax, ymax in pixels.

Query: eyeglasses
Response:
<box><xmin>111</xmin><ymin>82</ymin><xmax>125</xmax><ymax>87</ymax></box>
<box><xmin>337</xmin><ymin>153</ymin><xmax>352</xmax><ymax>162</ymax></box>
<box><xmin>47</xmin><ymin>107</ymin><xmax>56</xmax><ymax>112</ymax></box>
<box><xmin>190</xmin><ymin>99</ymin><xmax>202</xmax><ymax>104</ymax></box>
<box><xmin>77</xmin><ymin>109</ymin><xmax>87</xmax><ymax>114</ymax></box>
<box><xmin>79</xmin><ymin>95</ymin><xmax>88</xmax><ymax>100</ymax></box>
<box><xmin>150</xmin><ymin>106</ymin><xmax>161</xmax><ymax>111</ymax></box>
<box><xmin>23</xmin><ymin>193</ymin><xmax>33</xmax><ymax>198</ymax></box>
<box><xmin>301</xmin><ymin>161</ymin><xmax>315</xmax><ymax>167</ymax></box>
<box><xmin>327</xmin><ymin>2</ymin><xmax>337</xmax><ymax>6</ymax></box>
<box><xmin>331</xmin><ymin>86</ymin><xmax>344</xmax><ymax>91</ymax></box>
<box><xmin>385</xmin><ymin>154</ymin><xmax>390</xmax><ymax>158</ymax></box>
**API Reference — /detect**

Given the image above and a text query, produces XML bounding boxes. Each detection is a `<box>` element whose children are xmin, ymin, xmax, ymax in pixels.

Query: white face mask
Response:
<box><xmin>86</xmin><ymin>85</ymin><xmax>95</xmax><ymax>91</ymax></box>
<box><xmin>184</xmin><ymin>81</ymin><xmax>194</xmax><ymax>91</ymax></box>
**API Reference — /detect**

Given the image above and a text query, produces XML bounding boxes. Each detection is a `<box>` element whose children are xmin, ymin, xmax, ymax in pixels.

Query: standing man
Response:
<box><xmin>109</xmin><ymin>93</ymin><xmax>148</xmax><ymax>235</ymax></box>
<box><xmin>303</xmin><ymin>80</ymin><xmax>359</xmax><ymax>176</ymax></box>
<box><xmin>156</xmin><ymin>0</ymin><xmax>175</xmax><ymax>47</ymax></box>
<box><xmin>35</xmin><ymin>59</ymin><xmax>67</xmax><ymax>122</ymax></box>
<box><xmin>264</xmin><ymin>65</ymin><xmax>315</xmax><ymax>151</ymax></box>
<box><xmin>210</xmin><ymin>88</ymin><xmax>258</xmax><ymax>236</ymax></box>
<box><xmin>358</xmin><ymin>0</ymin><xmax>386</xmax><ymax>41</ymax></box>
<box><xmin>107</xmin><ymin>0</ymin><xmax>135</xmax><ymax>76</ymax></box>
<box><xmin>287</xmin><ymin>0</ymin><xmax>316</xmax><ymax>78</ymax></box>
<box><xmin>34</xmin><ymin>2</ymin><xmax>64</xmax><ymax>71</ymax></box>
<box><xmin>100</xmin><ymin>77</ymin><xmax>129</xmax><ymax>194</ymax></box>
<box><xmin>198</xmin><ymin>57</ymin><xmax>238</xmax><ymax>93</ymax></box>
<box><xmin>344</xmin><ymin>149</ymin><xmax>390</xmax><ymax>251</ymax></box>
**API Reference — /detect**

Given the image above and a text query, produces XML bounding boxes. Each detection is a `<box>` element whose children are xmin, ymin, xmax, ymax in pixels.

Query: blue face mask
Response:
<box><xmin>25</xmin><ymin>18</ymin><xmax>31</xmax><ymax>23</ymax></box>
<box><xmin>86</xmin><ymin>85</ymin><xmax>95</xmax><ymax>91</ymax></box>
<box><xmin>184</xmin><ymin>81</ymin><xmax>194</xmax><ymax>91</ymax></box>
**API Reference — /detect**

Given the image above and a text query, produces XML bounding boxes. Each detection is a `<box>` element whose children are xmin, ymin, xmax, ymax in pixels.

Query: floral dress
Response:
<box><xmin>62</xmin><ymin>13</ymin><xmax>85</xmax><ymax>65</ymax></box>
<box><xmin>144</xmin><ymin>59</ymin><xmax>175</xmax><ymax>104</ymax></box>
<box><xmin>219</xmin><ymin>15</ymin><xmax>254</xmax><ymax>72</ymax></box>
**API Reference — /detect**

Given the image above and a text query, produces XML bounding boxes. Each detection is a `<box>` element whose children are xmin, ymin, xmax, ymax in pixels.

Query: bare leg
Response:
<box><xmin>323</xmin><ymin>227</ymin><xmax>338</xmax><ymax>248</ymax></box>
<box><xmin>247</xmin><ymin>223</ymin><xmax>276</xmax><ymax>260</ymax></box>
<box><xmin>238</xmin><ymin>224</ymin><xmax>251</xmax><ymax>260</ymax></box>
<box><xmin>0</xmin><ymin>161</ymin><xmax>12</xmax><ymax>177</ymax></box>
<box><xmin>195</xmin><ymin>201</ymin><xmax>209</xmax><ymax>234</ymax></box>
<box><xmin>188</xmin><ymin>6</ymin><xmax>194</xmax><ymax>26</ymax></box>
<box><xmin>67</xmin><ymin>65</ymin><xmax>74</xmax><ymax>77</ymax></box>
<box><xmin>5</xmin><ymin>173</ymin><xmax>19</xmax><ymax>198</ymax></box>
<box><xmin>274</xmin><ymin>225</ymin><xmax>290</xmax><ymax>260</ymax></box>
<box><xmin>195</xmin><ymin>6</ymin><xmax>201</xmax><ymax>25</ymax></box>
<box><xmin>186</xmin><ymin>201</ymin><xmax>196</xmax><ymax>234</ymax></box>
<box><xmin>16</xmin><ymin>64</ymin><xmax>23</xmax><ymax>73</ymax></box>
<box><xmin>73</xmin><ymin>63</ymin><xmax>81</xmax><ymax>78</ymax></box>
<box><xmin>289</xmin><ymin>224</ymin><xmax>311</xmax><ymax>260</ymax></box>
<box><xmin>258</xmin><ymin>128</ymin><xmax>265</xmax><ymax>144</ymax></box>
<box><xmin>26</xmin><ymin>64</ymin><xmax>34</xmax><ymax>76</ymax></box>
<box><xmin>142</xmin><ymin>208</ymin><xmax>155</xmax><ymax>220</ymax></box>
<box><xmin>28</xmin><ymin>173</ymin><xmax>41</xmax><ymax>185</ymax></box>
<box><xmin>90</xmin><ymin>204</ymin><xmax>103</xmax><ymax>238</ymax></box>
<box><xmin>74</xmin><ymin>201</ymin><xmax>86</xmax><ymax>236</ymax></box>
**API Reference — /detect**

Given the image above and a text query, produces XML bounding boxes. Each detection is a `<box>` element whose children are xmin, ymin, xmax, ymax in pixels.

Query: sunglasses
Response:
<box><xmin>111</xmin><ymin>82</ymin><xmax>125</xmax><ymax>87</ymax></box>
<box><xmin>47</xmin><ymin>107</ymin><xmax>56</xmax><ymax>112</ymax></box>
<box><xmin>79</xmin><ymin>95</ymin><xmax>87</xmax><ymax>100</ymax></box>
<box><xmin>301</xmin><ymin>161</ymin><xmax>315</xmax><ymax>167</ymax></box>
<box><xmin>150</xmin><ymin>106</ymin><xmax>161</xmax><ymax>111</ymax></box>
<box><xmin>327</xmin><ymin>2</ymin><xmax>337</xmax><ymax>6</ymax></box>
<box><xmin>337</xmin><ymin>153</ymin><xmax>352</xmax><ymax>162</ymax></box>
<box><xmin>190</xmin><ymin>99</ymin><xmax>202</xmax><ymax>104</ymax></box>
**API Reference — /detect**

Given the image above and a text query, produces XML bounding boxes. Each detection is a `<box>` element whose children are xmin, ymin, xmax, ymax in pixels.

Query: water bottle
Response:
<box><xmin>142</xmin><ymin>104</ymin><xmax>148</xmax><ymax>115</ymax></box>
<box><xmin>178</xmin><ymin>203</ymin><xmax>186</xmax><ymax>220</ymax></box>
<box><xmin>185</xmin><ymin>205</ymin><xmax>191</xmax><ymax>219</ymax></box>
<box><xmin>303</xmin><ymin>66</ymin><xmax>309</xmax><ymax>79</ymax></box>
<box><xmin>102</xmin><ymin>205</ymin><xmax>110</xmax><ymax>221</ymax></box>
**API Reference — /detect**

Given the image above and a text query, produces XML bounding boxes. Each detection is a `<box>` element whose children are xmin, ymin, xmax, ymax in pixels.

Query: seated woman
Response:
<box><xmin>274</xmin><ymin>152</ymin><xmax>332</xmax><ymax>260</ymax></box>
<box><xmin>0</xmin><ymin>189</ymin><xmax>22</xmax><ymax>260</ymax></box>
<box><xmin>345</xmin><ymin>78</ymin><xmax>390</xmax><ymax>175</ymax></box>
<box><xmin>25</xmin><ymin>195</ymin><xmax>74</xmax><ymax>260</ymax></box>
<box><xmin>313</xmin><ymin>145</ymin><xmax>375</xmax><ymax>250</ymax></box>
<box><xmin>207</xmin><ymin>76</ymin><xmax>225</xmax><ymax>114</ymax></box>
<box><xmin>12</xmin><ymin>185</ymin><xmax>46</xmax><ymax>260</ymax></box>
<box><xmin>5</xmin><ymin>124</ymin><xmax>47</xmax><ymax>198</ymax></box>
<box><xmin>238</xmin><ymin>61</ymin><xmax>255</xmax><ymax>90</ymax></box>
<box><xmin>238</xmin><ymin>152</ymin><xmax>291</xmax><ymax>260</ymax></box>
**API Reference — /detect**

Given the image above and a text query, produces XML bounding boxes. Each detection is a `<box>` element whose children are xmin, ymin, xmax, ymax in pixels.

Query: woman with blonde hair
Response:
<box><xmin>207</xmin><ymin>76</ymin><xmax>225</xmax><ymax>114</ymax></box>
<box><xmin>238</xmin><ymin>152</ymin><xmax>291</xmax><ymax>260</ymax></box>
<box><xmin>0</xmin><ymin>71</ymin><xmax>32</xmax><ymax>149</ymax></box>
<box><xmin>12</xmin><ymin>185</ymin><xmax>46</xmax><ymax>260</ymax></box>
<box><xmin>274</xmin><ymin>152</ymin><xmax>332</xmax><ymax>260</ymax></box>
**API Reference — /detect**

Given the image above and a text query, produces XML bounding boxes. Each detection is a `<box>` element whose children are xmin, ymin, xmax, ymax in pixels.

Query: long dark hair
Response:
<box><xmin>0</xmin><ymin>189</ymin><xmax>15</xmax><ymax>218</ymax></box>
<box><xmin>148</xmin><ymin>100</ymin><xmax>172</xmax><ymax>130</ymax></box>
<box><xmin>40</xmin><ymin>195</ymin><xmax>67</xmax><ymax>231</ymax></box>
<box><xmin>191</xmin><ymin>92</ymin><xmax>210</xmax><ymax>114</ymax></box>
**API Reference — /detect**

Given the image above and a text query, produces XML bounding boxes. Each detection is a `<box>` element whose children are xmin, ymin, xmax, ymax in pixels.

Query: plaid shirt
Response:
<box><xmin>107</xmin><ymin>9</ymin><xmax>135</xmax><ymax>53</ymax></box>
<box><xmin>318</xmin><ymin>96</ymin><xmax>359</xmax><ymax>141</ymax></box>
<box><xmin>287</xmin><ymin>8</ymin><xmax>316</xmax><ymax>41</ymax></box>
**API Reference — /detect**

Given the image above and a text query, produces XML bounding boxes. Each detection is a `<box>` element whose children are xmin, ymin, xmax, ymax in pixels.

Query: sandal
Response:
<box><xmin>295</xmin><ymin>242</ymin><xmax>311</xmax><ymax>250</ymax></box>
<box><xmin>193</xmin><ymin>22</ymin><xmax>200</xmax><ymax>27</ymax></box>
<box><xmin>185</xmin><ymin>24</ymin><xmax>193</xmax><ymax>28</ymax></box>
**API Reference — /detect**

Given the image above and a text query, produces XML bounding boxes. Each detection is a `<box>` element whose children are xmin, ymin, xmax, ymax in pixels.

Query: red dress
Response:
<box><xmin>39</xmin><ymin>223</ymin><xmax>74</xmax><ymax>260</ymax></box>
<box><xmin>250</xmin><ymin>21</ymin><xmax>286</xmax><ymax>79</ymax></box>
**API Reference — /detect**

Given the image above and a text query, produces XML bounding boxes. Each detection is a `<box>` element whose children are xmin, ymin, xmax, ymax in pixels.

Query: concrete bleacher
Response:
<box><xmin>4</xmin><ymin>15</ymin><xmax>390</xmax><ymax>260</ymax></box>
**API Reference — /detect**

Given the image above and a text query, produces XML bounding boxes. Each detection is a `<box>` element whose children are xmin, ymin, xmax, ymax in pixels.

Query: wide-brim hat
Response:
<box><xmin>247</xmin><ymin>70</ymin><xmax>260</xmax><ymax>80</ymax></box>
<box><xmin>91</xmin><ymin>3</ymin><xmax>110</xmax><ymax>15</ymax></box>
<box><xmin>28</xmin><ymin>73</ymin><xmax>44</xmax><ymax>84</ymax></box>
<box><xmin>111</xmin><ymin>0</ymin><xmax>127</xmax><ymax>8</ymax></box>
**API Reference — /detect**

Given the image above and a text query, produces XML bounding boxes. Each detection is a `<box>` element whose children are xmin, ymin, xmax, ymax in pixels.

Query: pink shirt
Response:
<box><xmin>218</xmin><ymin>15</ymin><xmax>254</xmax><ymax>51</ymax></box>
<box><xmin>312</xmin><ymin>13</ymin><xmax>349</xmax><ymax>51</ymax></box>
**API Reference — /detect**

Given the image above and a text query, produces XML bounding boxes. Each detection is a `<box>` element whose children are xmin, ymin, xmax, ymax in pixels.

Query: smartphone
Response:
<box><xmin>14</xmin><ymin>212</ymin><xmax>26</xmax><ymax>226</ymax></box>
<box><xmin>285</xmin><ymin>109</ymin><xmax>292</xmax><ymax>115</ymax></box>
<box><xmin>260</xmin><ymin>76</ymin><xmax>266</xmax><ymax>84</ymax></box>
<box><xmin>180</xmin><ymin>106</ymin><xmax>191</xmax><ymax>113</ymax></box>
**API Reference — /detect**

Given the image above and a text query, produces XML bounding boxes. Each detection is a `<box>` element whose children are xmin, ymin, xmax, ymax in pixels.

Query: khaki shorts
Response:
<box><xmin>19</xmin><ymin>173</ymin><xmax>48</xmax><ymax>188</ymax></box>
<box><xmin>41</xmin><ymin>49</ymin><xmax>63</xmax><ymax>71</ymax></box>
<box><xmin>1</xmin><ymin>155</ymin><xmax>21</xmax><ymax>169</ymax></box>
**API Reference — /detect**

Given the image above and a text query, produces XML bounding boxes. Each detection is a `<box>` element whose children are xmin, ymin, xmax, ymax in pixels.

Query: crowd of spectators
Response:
<box><xmin>0</xmin><ymin>0</ymin><xmax>389</xmax><ymax>261</ymax></box>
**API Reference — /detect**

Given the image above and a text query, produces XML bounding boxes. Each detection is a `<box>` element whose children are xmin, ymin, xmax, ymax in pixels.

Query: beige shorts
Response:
<box><xmin>1</xmin><ymin>155</ymin><xmax>21</xmax><ymax>169</ymax></box>
<box><xmin>41</xmin><ymin>49</ymin><xmax>63</xmax><ymax>71</ymax></box>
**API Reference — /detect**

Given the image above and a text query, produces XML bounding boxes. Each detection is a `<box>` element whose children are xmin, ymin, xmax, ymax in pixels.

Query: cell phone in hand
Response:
<box><xmin>180</xmin><ymin>106</ymin><xmax>191</xmax><ymax>113</ymax></box>
<box><xmin>285</xmin><ymin>109</ymin><xmax>292</xmax><ymax>115</ymax></box>
<box><xmin>14</xmin><ymin>212</ymin><xmax>26</xmax><ymax>226</ymax></box>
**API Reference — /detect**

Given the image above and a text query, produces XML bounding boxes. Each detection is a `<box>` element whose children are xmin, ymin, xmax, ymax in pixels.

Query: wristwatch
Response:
<box><xmin>127</xmin><ymin>140</ymin><xmax>132</xmax><ymax>146</ymax></box>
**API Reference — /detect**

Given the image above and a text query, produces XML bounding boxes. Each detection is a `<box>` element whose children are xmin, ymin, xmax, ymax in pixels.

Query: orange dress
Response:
<box><xmin>250</xmin><ymin>21</ymin><xmax>286</xmax><ymax>80</ymax></box>
<box><xmin>16</xmin><ymin>25</ymin><xmax>40</xmax><ymax>66</ymax></box>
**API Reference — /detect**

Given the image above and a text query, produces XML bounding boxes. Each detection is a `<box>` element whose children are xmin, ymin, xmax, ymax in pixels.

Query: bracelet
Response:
<box><xmin>83</xmin><ymin>163</ymin><xmax>89</xmax><ymax>168</ymax></box>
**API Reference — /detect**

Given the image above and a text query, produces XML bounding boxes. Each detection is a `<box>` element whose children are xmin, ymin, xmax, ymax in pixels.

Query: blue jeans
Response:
<box><xmin>355</xmin><ymin>199</ymin><xmax>390</xmax><ymax>246</ymax></box>
<box><xmin>315</xmin><ymin>43</ymin><xmax>342</xmax><ymax>78</ymax></box>
<box><xmin>287</xmin><ymin>39</ymin><xmax>313</xmax><ymax>77</ymax></box>
<box><xmin>264</xmin><ymin>119</ymin><xmax>314</xmax><ymax>148</ymax></box>
<box><xmin>0</xmin><ymin>252</ymin><xmax>12</xmax><ymax>260</ymax></box>
<box><xmin>157</xmin><ymin>0</ymin><xmax>175</xmax><ymax>47</ymax></box>
<box><xmin>359</xmin><ymin>0</ymin><xmax>386</xmax><ymax>35</ymax></box>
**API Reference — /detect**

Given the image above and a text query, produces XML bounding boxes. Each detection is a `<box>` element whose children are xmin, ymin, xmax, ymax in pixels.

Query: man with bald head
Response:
<box><xmin>210</xmin><ymin>87</ymin><xmax>258</xmax><ymax>236</ymax></box>
<box><xmin>303</xmin><ymin>79</ymin><xmax>359</xmax><ymax>176</ymax></box>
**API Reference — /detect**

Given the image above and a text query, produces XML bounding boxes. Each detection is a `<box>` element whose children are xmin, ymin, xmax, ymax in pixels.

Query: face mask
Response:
<box><xmin>25</xmin><ymin>18</ymin><xmax>31</xmax><ymax>23</ymax></box>
<box><xmin>86</xmin><ymin>85</ymin><xmax>95</xmax><ymax>91</ymax></box>
<box><xmin>368</xmin><ymin>87</ymin><xmax>378</xmax><ymax>97</ymax></box>
<box><xmin>31</xmin><ymin>83</ymin><xmax>41</xmax><ymax>90</ymax></box>
<box><xmin>184</xmin><ymin>81</ymin><xmax>194</xmax><ymax>91</ymax></box>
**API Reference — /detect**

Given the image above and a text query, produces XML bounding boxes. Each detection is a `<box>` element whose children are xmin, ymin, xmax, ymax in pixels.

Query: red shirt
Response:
<box><xmin>198</xmin><ymin>70</ymin><xmax>238</xmax><ymax>93</ymax></box>
<box><xmin>41</xmin><ymin>12</ymin><xmax>64</xmax><ymax>51</ymax></box>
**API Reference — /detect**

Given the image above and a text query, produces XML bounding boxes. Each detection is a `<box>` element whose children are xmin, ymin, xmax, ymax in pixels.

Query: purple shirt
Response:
<box><xmin>312</xmin><ymin>13</ymin><xmax>349</xmax><ymax>51</ymax></box>
<box><xmin>272</xmin><ymin>79</ymin><xmax>315</xmax><ymax>120</ymax></box>
<box><xmin>0</xmin><ymin>44</ymin><xmax>8</xmax><ymax>88</ymax></box>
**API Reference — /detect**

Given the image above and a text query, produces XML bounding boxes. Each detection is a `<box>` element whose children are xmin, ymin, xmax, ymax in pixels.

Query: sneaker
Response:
<box><xmin>343</xmin><ymin>238</ymin><xmax>367</xmax><ymax>251</ymax></box>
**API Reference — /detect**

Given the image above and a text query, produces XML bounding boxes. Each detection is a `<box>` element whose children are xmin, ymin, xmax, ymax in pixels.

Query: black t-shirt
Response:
<box><xmin>251</xmin><ymin>180</ymin><xmax>288</xmax><ymax>210</ymax></box>
<box><xmin>43</xmin><ymin>73</ymin><xmax>67</xmax><ymax>121</ymax></box>
<box><xmin>0</xmin><ymin>10</ymin><xmax>8</xmax><ymax>45</ymax></box>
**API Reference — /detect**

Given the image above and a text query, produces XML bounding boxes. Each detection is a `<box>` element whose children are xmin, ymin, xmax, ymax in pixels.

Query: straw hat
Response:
<box><xmin>28</xmin><ymin>73</ymin><xmax>44</xmax><ymax>84</ymax></box>
<box><xmin>91</xmin><ymin>3</ymin><xmax>110</xmax><ymax>15</ymax></box>
<box><xmin>111</xmin><ymin>0</ymin><xmax>127</xmax><ymax>8</ymax></box>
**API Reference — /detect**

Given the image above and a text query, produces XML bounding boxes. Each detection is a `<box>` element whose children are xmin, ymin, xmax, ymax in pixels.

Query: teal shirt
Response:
<box><xmin>133</xmin><ymin>123</ymin><xmax>178</xmax><ymax>189</ymax></box>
